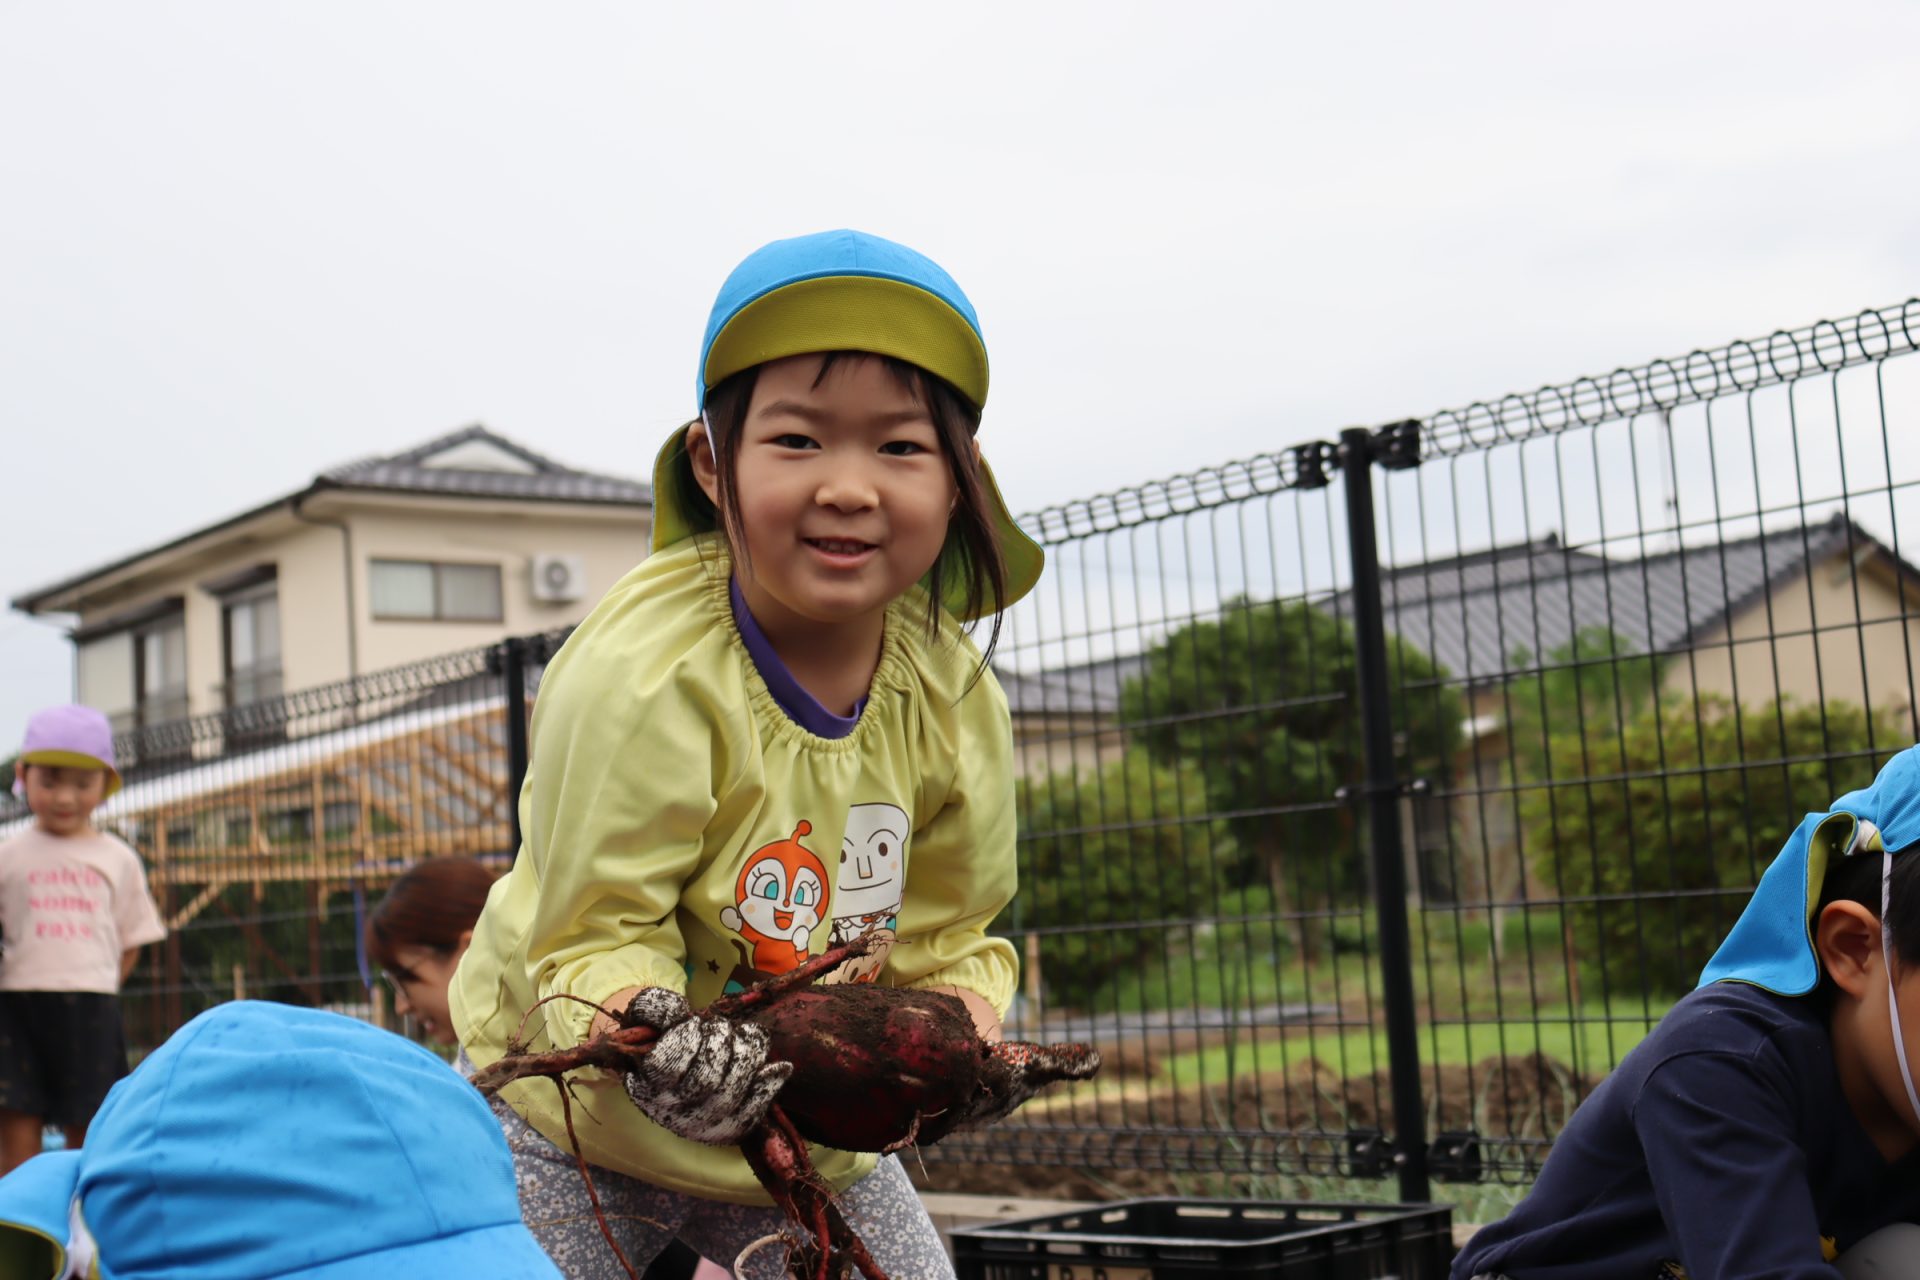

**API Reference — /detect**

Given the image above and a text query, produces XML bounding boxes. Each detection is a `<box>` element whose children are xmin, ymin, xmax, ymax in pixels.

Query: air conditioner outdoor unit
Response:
<box><xmin>530</xmin><ymin>553</ymin><xmax>587</xmax><ymax>604</ymax></box>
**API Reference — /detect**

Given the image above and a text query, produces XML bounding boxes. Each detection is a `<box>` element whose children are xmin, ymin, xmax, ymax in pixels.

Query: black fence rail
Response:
<box><xmin>15</xmin><ymin>297</ymin><xmax>1915</xmax><ymax>1204</ymax></box>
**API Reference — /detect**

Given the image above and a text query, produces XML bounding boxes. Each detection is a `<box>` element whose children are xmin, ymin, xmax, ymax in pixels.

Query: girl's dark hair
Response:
<box><xmin>1816</xmin><ymin>842</ymin><xmax>1920</xmax><ymax>973</ymax></box>
<box><xmin>366</xmin><ymin>857</ymin><xmax>497</xmax><ymax>980</ymax></box>
<box><xmin>683</xmin><ymin>351</ymin><xmax>1008</xmax><ymax>669</ymax></box>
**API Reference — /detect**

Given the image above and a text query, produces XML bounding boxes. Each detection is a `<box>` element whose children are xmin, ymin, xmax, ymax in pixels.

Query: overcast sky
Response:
<box><xmin>4</xmin><ymin>1</ymin><xmax>1918</xmax><ymax>746</ymax></box>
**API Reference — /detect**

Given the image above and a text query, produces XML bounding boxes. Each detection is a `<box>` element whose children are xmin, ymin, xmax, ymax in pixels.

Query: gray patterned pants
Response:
<box><xmin>473</xmin><ymin>1073</ymin><xmax>954</xmax><ymax>1279</ymax></box>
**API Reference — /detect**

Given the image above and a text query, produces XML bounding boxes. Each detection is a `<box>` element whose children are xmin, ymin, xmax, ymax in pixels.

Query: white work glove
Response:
<box><xmin>620</xmin><ymin>988</ymin><xmax>792</xmax><ymax>1146</ymax></box>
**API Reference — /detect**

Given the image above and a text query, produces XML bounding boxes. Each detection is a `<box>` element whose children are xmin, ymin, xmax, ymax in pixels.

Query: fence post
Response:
<box><xmin>1337</xmin><ymin>423</ymin><xmax>1430</xmax><ymax>1203</ymax></box>
<box><xmin>499</xmin><ymin>636</ymin><xmax>531</xmax><ymax>858</ymax></box>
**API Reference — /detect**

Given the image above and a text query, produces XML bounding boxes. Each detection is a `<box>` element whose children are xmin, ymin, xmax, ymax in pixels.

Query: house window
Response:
<box><xmin>369</xmin><ymin>560</ymin><xmax>503</xmax><ymax>622</ymax></box>
<box><xmin>135</xmin><ymin>613</ymin><xmax>189</xmax><ymax>726</ymax></box>
<box><xmin>223</xmin><ymin>582</ymin><xmax>283</xmax><ymax>707</ymax></box>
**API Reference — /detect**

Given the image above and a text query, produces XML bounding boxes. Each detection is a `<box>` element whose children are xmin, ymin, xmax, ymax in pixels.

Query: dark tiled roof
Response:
<box><xmin>1329</xmin><ymin>512</ymin><xmax>1905</xmax><ymax>684</ymax></box>
<box><xmin>320</xmin><ymin>425</ymin><xmax>650</xmax><ymax>506</ymax></box>
<box><xmin>997</xmin><ymin>653</ymin><xmax>1147</xmax><ymax>716</ymax></box>
<box><xmin>995</xmin><ymin>513</ymin><xmax>1915</xmax><ymax>715</ymax></box>
<box><xmin>12</xmin><ymin>426</ymin><xmax>650</xmax><ymax>612</ymax></box>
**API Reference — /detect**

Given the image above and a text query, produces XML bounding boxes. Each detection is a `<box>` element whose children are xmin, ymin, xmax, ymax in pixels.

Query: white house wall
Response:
<box><xmin>76</xmin><ymin>631</ymin><xmax>136</xmax><ymax>720</ymax></box>
<box><xmin>336</xmin><ymin>499</ymin><xmax>649</xmax><ymax>676</ymax></box>
<box><xmin>1674</xmin><ymin>553</ymin><xmax>1920</xmax><ymax>726</ymax></box>
<box><xmin>71</xmin><ymin>521</ymin><xmax>343</xmax><ymax>721</ymax></box>
<box><xmin>62</xmin><ymin>496</ymin><xmax>649</xmax><ymax>723</ymax></box>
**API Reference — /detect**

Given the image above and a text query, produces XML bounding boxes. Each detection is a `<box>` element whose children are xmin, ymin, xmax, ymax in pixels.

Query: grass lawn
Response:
<box><xmin>1145</xmin><ymin>996</ymin><xmax>1665</xmax><ymax>1090</ymax></box>
<box><xmin>1068</xmin><ymin>904</ymin><xmax>1664</xmax><ymax>1014</ymax></box>
<box><xmin>1054</xmin><ymin>906</ymin><xmax>1678</xmax><ymax>1089</ymax></box>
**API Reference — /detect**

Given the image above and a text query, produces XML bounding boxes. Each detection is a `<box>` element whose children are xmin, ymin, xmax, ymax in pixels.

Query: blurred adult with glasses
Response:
<box><xmin>367</xmin><ymin>857</ymin><xmax>495</xmax><ymax>1045</ymax></box>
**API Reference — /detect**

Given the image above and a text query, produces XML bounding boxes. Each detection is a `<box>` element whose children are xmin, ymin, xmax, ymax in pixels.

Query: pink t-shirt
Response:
<box><xmin>0</xmin><ymin>827</ymin><xmax>167</xmax><ymax>993</ymax></box>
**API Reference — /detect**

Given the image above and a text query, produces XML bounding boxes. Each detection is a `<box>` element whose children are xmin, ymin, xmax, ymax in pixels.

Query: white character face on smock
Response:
<box><xmin>837</xmin><ymin>803</ymin><xmax>907</xmax><ymax>919</ymax></box>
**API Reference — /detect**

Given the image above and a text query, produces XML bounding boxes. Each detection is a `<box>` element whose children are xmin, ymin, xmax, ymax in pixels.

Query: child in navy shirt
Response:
<box><xmin>1455</xmin><ymin>746</ymin><xmax>1920</xmax><ymax>1279</ymax></box>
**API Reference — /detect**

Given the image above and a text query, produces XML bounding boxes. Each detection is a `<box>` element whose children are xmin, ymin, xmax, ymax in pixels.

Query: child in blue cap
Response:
<box><xmin>0</xmin><ymin>1000</ymin><xmax>562</xmax><ymax>1279</ymax></box>
<box><xmin>449</xmin><ymin>230</ymin><xmax>1050</xmax><ymax>1278</ymax></box>
<box><xmin>0</xmin><ymin>707</ymin><xmax>165</xmax><ymax>1175</ymax></box>
<box><xmin>1454</xmin><ymin>744</ymin><xmax>1920</xmax><ymax>1279</ymax></box>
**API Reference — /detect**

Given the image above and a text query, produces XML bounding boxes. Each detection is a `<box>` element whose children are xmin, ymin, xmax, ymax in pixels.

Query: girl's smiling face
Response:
<box><xmin>691</xmin><ymin>353</ymin><xmax>959</xmax><ymax>652</ymax></box>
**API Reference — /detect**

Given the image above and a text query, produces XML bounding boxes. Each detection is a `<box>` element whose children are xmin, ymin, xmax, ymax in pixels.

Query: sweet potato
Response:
<box><xmin>471</xmin><ymin>937</ymin><xmax>1102</xmax><ymax>1279</ymax></box>
<box><xmin>740</xmin><ymin>985</ymin><xmax>981</xmax><ymax>1152</ymax></box>
<box><xmin>744</xmin><ymin>983</ymin><xmax>1099</xmax><ymax>1151</ymax></box>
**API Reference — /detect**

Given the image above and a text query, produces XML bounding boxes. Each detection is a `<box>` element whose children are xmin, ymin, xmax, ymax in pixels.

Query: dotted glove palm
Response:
<box><xmin>620</xmin><ymin>988</ymin><xmax>793</xmax><ymax>1146</ymax></box>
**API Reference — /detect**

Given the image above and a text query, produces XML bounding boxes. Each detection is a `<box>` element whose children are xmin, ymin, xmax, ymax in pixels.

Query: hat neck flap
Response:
<box><xmin>1699</xmin><ymin>810</ymin><xmax>1859</xmax><ymax>996</ymax></box>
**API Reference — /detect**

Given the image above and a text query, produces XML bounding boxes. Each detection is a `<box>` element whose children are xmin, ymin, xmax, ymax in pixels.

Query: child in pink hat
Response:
<box><xmin>0</xmin><ymin>706</ymin><xmax>164</xmax><ymax>1174</ymax></box>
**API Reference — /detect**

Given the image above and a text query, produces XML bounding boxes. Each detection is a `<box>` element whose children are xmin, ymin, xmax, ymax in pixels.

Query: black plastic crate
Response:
<box><xmin>950</xmin><ymin>1197</ymin><xmax>1454</xmax><ymax>1279</ymax></box>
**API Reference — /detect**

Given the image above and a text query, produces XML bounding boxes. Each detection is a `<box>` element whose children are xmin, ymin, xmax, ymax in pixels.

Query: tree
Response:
<box><xmin>1503</xmin><ymin>626</ymin><xmax>1663</xmax><ymax>789</ymax></box>
<box><xmin>1521</xmin><ymin>694</ymin><xmax>1905</xmax><ymax>999</ymax></box>
<box><xmin>1014</xmin><ymin>751</ymin><xmax>1237</xmax><ymax>1003</ymax></box>
<box><xmin>1477</xmin><ymin>627</ymin><xmax>1662</xmax><ymax>960</ymax></box>
<box><xmin>1119</xmin><ymin>595</ymin><xmax>1462</xmax><ymax>959</ymax></box>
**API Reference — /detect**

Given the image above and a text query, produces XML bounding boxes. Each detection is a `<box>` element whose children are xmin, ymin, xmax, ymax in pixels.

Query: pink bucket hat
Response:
<box><xmin>13</xmin><ymin>705</ymin><xmax>122</xmax><ymax>798</ymax></box>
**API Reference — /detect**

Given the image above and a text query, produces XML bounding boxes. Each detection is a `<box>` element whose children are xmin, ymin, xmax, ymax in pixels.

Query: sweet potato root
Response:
<box><xmin>743</xmin><ymin>983</ymin><xmax>1099</xmax><ymax>1151</ymax></box>
<box><xmin>470</xmin><ymin>936</ymin><xmax>1102</xmax><ymax>1279</ymax></box>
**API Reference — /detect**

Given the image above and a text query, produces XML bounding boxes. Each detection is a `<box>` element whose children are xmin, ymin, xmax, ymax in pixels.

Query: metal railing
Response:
<box><xmin>0</xmin><ymin>632</ymin><xmax>568</xmax><ymax>1051</ymax></box>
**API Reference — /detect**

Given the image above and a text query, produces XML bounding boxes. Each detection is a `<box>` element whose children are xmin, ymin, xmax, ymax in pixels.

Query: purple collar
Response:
<box><xmin>729</xmin><ymin>578</ymin><xmax>867</xmax><ymax>739</ymax></box>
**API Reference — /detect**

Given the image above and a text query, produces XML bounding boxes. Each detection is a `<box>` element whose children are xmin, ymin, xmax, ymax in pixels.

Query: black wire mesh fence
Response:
<box><xmin>973</xmin><ymin>299</ymin><xmax>1920</xmax><ymax>1197</ymax></box>
<box><xmin>12</xmin><ymin>299</ymin><xmax>1916</xmax><ymax>1201</ymax></box>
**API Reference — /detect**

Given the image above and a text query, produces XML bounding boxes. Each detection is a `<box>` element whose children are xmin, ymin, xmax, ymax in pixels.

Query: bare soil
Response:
<box><xmin>906</xmin><ymin>1052</ymin><xmax>1597</xmax><ymax>1202</ymax></box>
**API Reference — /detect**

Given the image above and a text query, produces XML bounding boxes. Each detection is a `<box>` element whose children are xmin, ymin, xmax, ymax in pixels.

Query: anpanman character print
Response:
<box><xmin>719</xmin><ymin>821</ymin><xmax>829</xmax><ymax>980</ymax></box>
<box><xmin>720</xmin><ymin>803</ymin><xmax>910</xmax><ymax>991</ymax></box>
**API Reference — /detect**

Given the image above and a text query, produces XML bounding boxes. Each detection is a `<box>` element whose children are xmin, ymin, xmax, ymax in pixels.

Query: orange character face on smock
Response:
<box><xmin>728</xmin><ymin>820</ymin><xmax>830</xmax><ymax>974</ymax></box>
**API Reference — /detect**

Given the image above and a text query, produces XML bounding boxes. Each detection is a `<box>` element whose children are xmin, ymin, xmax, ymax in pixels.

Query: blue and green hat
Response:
<box><xmin>1699</xmin><ymin>745</ymin><xmax>1920</xmax><ymax>995</ymax></box>
<box><xmin>651</xmin><ymin>229</ymin><xmax>1044</xmax><ymax>620</ymax></box>
<box><xmin>695</xmin><ymin>228</ymin><xmax>990</xmax><ymax>411</ymax></box>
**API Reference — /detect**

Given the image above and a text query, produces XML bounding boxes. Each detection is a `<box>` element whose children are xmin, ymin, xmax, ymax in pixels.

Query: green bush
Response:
<box><xmin>1521</xmin><ymin>695</ymin><xmax>1905</xmax><ymax>998</ymax></box>
<box><xmin>1504</xmin><ymin>626</ymin><xmax>1662</xmax><ymax>788</ymax></box>
<box><xmin>1014</xmin><ymin>751</ymin><xmax>1240</xmax><ymax>1004</ymax></box>
<box><xmin>1119</xmin><ymin>595</ymin><xmax>1461</xmax><ymax>953</ymax></box>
